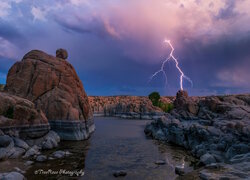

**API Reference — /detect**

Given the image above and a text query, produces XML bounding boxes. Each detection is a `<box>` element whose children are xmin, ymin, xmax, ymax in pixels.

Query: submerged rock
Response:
<box><xmin>52</xmin><ymin>150</ymin><xmax>71</xmax><ymax>159</ymax></box>
<box><xmin>113</xmin><ymin>170</ymin><xmax>127</xmax><ymax>177</ymax></box>
<box><xmin>155</xmin><ymin>160</ymin><xmax>166</xmax><ymax>165</ymax></box>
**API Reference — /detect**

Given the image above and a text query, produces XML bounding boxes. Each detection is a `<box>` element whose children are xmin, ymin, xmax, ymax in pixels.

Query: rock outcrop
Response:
<box><xmin>0</xmin><ymin>92</ymin><xmax>49</xmax><ymax>139</ymax></box>
<box><xmin>5</xmin><ymin>50</ymin><xmax>94</xmax><ymax>140</ymax></box>
<box><xmin>145</xmin><ymin>91</ymin><xmax>250</xmax><ymax>179</ymax></box>
<box><xmin>88</xmin><ymin>96</ymin><xmax>168</xmax><ymax>119</ymax></box>
<box><xmin>0</xmin><ymin>92</ymin><xmax>60</xmax><ymax>161</ymax></box>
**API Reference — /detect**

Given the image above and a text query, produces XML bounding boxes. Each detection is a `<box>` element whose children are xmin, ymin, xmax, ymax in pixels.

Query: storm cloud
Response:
<box><xmin>0</xmin><ymin>0</ymin><xmax>249</xmax><ymax>96</ymax></box>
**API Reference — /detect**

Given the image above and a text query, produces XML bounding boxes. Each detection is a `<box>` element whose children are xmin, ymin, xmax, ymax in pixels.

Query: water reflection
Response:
<box><xmin>23</xmin><ymin>117</ymin><xmax>195</xmax><ymax>180</ymax></box>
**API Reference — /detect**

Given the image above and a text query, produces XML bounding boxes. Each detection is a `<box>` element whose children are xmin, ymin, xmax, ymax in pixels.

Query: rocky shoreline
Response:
<box><xmin>145</xmin><ymin>90</ymin><xmax>250</xmax><ymax>179</ymax></box>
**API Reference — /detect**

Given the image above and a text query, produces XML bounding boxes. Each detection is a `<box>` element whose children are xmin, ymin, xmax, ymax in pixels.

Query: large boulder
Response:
<box><xmin>5</xmin><ymin>50</ymin><xmax>94</xmax><ymax>140</ymax></box>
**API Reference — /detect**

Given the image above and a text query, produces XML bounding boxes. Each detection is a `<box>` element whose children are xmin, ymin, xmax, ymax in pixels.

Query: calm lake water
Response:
<box><xmin>22</xmin><ymin>117</ymin><xmax>196</xmax><ymax>179</ymax></box>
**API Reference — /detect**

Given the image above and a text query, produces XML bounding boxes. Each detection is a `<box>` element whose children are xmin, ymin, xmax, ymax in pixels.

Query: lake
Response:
<box><xmin>24</xmin><ymin>117</ymin><xmax>196</xmax><ymax>179</ymax></box>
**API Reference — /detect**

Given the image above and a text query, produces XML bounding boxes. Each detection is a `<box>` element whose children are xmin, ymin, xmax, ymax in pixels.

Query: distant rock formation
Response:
<box><xmin>88</xmin><ymin>96</ymin><xmax>171</xmax><ymax>119</ymax></box>
<box><xmin>145</xmin><ymin>92</ymin><xmax>250</xmax><ymax>179</ymax></box>
<box><xmin>5</xmin><ymin>50</ymin><xmax>94</xmax><ymax>140</ymax></box>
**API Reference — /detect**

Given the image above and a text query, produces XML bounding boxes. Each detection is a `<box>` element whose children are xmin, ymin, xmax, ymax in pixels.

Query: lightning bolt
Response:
<box><xmin>149</xmin><ymin>39</ymin><xmax>193</xmax><ymax>90</ymax></box>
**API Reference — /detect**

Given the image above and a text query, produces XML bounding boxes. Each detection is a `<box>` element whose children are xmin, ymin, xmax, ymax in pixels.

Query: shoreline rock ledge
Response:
<box><xmin>5</xmin><ymin>49</ymin><xmax>95</xmax><ymax>140</ymax></box>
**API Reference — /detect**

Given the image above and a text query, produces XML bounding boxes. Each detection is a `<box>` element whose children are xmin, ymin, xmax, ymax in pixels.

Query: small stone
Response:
<box><xmin>36</xmin><ymin>155</ymin><xmax>47</xmax><ymax>162</ymax></box>
<box><xmin>48</xmin><ymin>157</ymin><xmax>55</xmax><ymax>160</ymax></box>
<box><xmin>200</xmin><ymin>153</ymin><xmax>216</xmax><ymax>165</ymax></box>
<box><xmin>24</xmin><ymin>161</ymin><xmax>34</xmax><ymax>166</ymax></box>
<box><xmin>113</xmin><ymin>170</ymin><xmax>127</xmax><ymax>177</ymax></box>
<box><xmin>52</xmin><ymin>150</ymin><xmax>66</xmax><ymax>159</ymax></box>
<box><xmin>155</xmin><ymin>160</ymin><xmax>166</xmax><ymax>165</ymax></box>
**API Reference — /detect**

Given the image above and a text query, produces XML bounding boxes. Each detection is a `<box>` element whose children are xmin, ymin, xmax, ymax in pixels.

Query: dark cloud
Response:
<box><xmin>0</xmin><ymin>20</ymin><xmax>22</xmax><ymax>41</ymax></box>
<box><xmin>216</xmin><ymin>0</ymin><xmax>238</xmax><ymax>19</ymax></box>
<box><xmin>54</xmin><ymin>14</ymin><xmax>118</xmax><ymax>39</ymax></box>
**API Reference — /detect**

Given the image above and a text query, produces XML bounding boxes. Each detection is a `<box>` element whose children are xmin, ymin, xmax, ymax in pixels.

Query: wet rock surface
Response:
<box><xmin>145</xmin><ymin>90</ymin><xmax>250</xmax><ymax>179</ymax></box>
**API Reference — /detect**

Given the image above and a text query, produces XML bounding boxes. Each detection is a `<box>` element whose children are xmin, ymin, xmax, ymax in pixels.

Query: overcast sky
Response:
<box><xmin>0</xmin><ymin>0</ymin><xmax>250</xmax><ymax>96</ymax></box>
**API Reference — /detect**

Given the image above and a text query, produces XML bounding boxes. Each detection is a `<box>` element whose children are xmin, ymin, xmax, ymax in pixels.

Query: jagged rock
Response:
<box><xmin>56</xmin><ymin>48</ymin><xmax>68</xmax><ymax>59</ymax></box>
<box><xmin>5</xmin><ymin>50</ymin><xmax>94</xmax><ymax>140</ymax></box>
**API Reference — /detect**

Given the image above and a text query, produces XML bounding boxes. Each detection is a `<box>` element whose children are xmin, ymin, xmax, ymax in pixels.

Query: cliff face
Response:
<box><xmin>4</xmin><ymin>50</ymin><xmax>94</xmax><ymax>140</ymax></box>
<box><xmin>88</xmin><ymin>96</ymin><xmax>172</xmax><ymax>119</ymax></box>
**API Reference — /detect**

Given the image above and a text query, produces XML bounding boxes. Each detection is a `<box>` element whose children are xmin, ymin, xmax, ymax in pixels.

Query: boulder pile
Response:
<box><xmin>145</xmin><ymin>90</ymin><xmax>250</xmax><ymax>179</ymax></box>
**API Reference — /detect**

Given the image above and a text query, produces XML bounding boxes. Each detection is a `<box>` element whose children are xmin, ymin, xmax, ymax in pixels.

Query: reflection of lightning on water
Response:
<box><xmin>149</xmin><ymin>39</ymin><xmax>193</xmax><ymax>90</ymax></box>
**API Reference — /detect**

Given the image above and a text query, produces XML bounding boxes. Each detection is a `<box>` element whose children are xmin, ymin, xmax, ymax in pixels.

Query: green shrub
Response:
<box><xmin>148</xmin><ymin>91</ymin><xmax>174</xmax><ymax>113</ymax></box>
<box><xmin>158</xmin><ymin>102</ymin><xmax>174</xmax><ymax>113</ymax></box>
<box><xmin>148</xmin><ymin>92</ymin><xmax>160</xmax><ymax>106</ymax></box>
<box><xmin>4</xmin><ymin>106</ymin><xmax>14</xmax><ymax>119</ymax></box>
